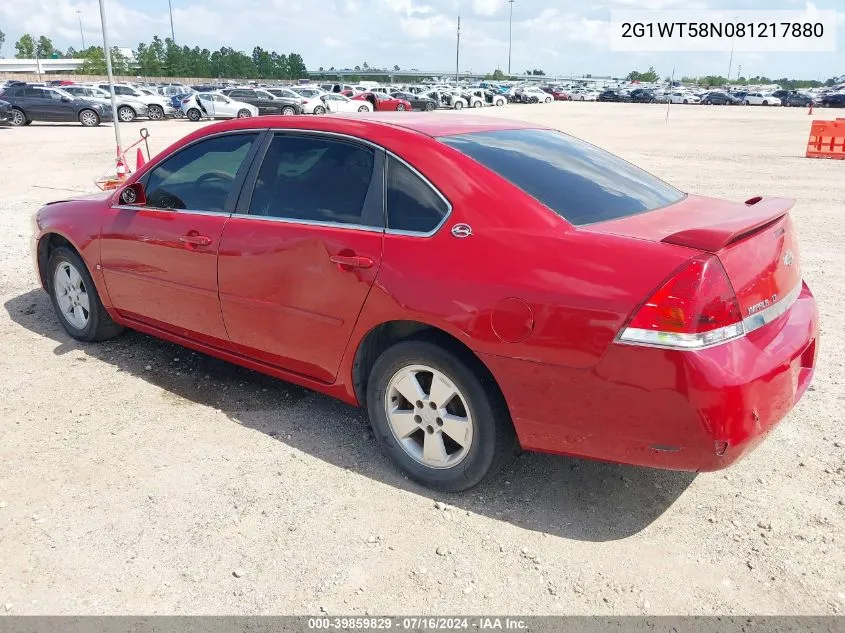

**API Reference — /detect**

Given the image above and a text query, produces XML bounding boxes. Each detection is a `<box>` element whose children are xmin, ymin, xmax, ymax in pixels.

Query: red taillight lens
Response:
<box><xmin>620</xmin><ymin>255</ymin><xmax>744</xmax><ymax>349</ymax></box>
<box><xmin>181</xmin><ymin>98</ymin><xmax>191</xmax><ymax>103</ymax></box>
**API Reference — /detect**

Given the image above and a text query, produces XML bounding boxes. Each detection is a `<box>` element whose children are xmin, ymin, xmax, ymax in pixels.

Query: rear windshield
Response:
<box><xmin>439</xmin><ymin>129</ymin><xmax>684</xmax><ymax>225</ymax></box>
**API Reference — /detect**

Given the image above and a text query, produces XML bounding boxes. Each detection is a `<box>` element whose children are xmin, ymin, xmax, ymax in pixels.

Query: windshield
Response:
<box><xmin>439</xmin><ymin>129</ymin><xmax>684</xmax><ymax>226</ymax></box>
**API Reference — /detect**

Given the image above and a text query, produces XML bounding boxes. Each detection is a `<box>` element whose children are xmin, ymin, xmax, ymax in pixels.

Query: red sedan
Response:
<box><xmin>351</xmin><ymin>91</ymin><xmax>412</xmax><ymax>111</ymax></box>
<box><xmin>33</xmin><ymin>114</ymin><xmax>818</xmax><ymax>492</ymax></box>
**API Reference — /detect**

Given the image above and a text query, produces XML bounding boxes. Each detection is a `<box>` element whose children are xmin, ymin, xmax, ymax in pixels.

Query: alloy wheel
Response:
<box><xmin>148</xmin><ymin>105</ymin><xmax>164</xmax><ymax>120</ymax></box>
<box><xmin>11</xmin><ymin>109</ymin><xmax>25</xmax><ymax>126</ymax></box>
<box><xmin>53</xmin><ymin>261</ymin><xmax>90</xmax><ymax>330</ymax></box>
<box><xmin>80</xmin><ymin>110</ymin><xmax>99</xmax><ymax>126</ymax></box>
<box><xmin>385</xmin><ymin>364</ymin><xmax>474</xmax><ymax>469</ymax></box>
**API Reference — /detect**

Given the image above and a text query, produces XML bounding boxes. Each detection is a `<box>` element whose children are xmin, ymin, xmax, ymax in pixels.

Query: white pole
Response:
<box><xmin>98</xmin><ymin>0</ymin><xmax>123</xmax><ymax>155</ymax></box>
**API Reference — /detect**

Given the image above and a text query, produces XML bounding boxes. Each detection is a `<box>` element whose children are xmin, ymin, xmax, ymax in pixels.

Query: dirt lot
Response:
<box><xmin>0</xmin><ymin>103</ymin><xmax>843</xmax><ymax>615</ymax></box>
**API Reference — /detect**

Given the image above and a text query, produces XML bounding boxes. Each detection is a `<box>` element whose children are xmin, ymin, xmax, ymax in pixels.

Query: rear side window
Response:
<box><xmin>440</xmin><ymin>129</ymin><xmax>683</xmax><ymax>226</ymax></box>
<box><xmin>386</xmin><ymin>157</ymin><xmax>449</xmax><ymax>234</ymax></box>
<box><xmin>144</xmin><ymin>133</ymin><xmax>257</xmax><ymax>212</ymax></box>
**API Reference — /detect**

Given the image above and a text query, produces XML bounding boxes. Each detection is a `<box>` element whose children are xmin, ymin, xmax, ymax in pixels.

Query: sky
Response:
<box><xmin>1</xmin><ymin>0</ymin><xmax>843</xmax><ymax>79</ymax></box>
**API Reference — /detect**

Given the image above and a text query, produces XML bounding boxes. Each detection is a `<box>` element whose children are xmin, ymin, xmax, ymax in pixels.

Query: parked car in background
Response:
<box><xmin>517</xmin><ymin>86</ymin><xmax>553</xmax><ymax>103</ymax></box>
<box><xmin>0</xmin><ymin>84</ymin><xmax>112</xmax><ymax>127</ymax></box>
<box><xmin>598</xmin><ymin>90</ymin><xmax>627</xmax><ymax>102</ymax></box>
<box><xmin>181</xmin><ymin>93</ymin><xmax>259</xmax><ymax>121</ymax></box>
<box><xmin>352</xmin><ymin>92</ymin><xmax>412</xmax><ymax>112</ymax></box>
<box><xmin>701</xmin><ymin>91</ymin><xmax>741</xmax><ymax>105</ymax></box>
<box><xmin>220</xmin><ymin>88</ymin><xmax>302</xmax><ymax>115</ymax></box>
<box><xmin>820</xmin><ymin>93</ymin><xmax>845</xmax><ymax>107</ymax></box>
<box><xmin>0</xmin><ymin>99</ymin><xmax>11</xmax><ymax>123</ymax></box>
<box><xmin>92</xmin><ymin>83</ymin><xmax>175</xmax><ymax>120</ymax></box>
<box><xmin>669</xmin><ymin>92</ymin><xmax>700</xmax><ymax>104</ymax></box>
<box><xmin>61</xmin><ymin>85</ymin><xmax>150</xmax><ymax>122</ymax></box>
<box><xmin>743</xmin><ymin>92</ymin><xmax>780</xmax><ymax>106</ymax></box>
<box><xmin>571</xmin><ymin>90</ymin><xmax>599</xmax><ymax>101</ymax></box>
<box><xmin>780</xmin><ymin>92</ymin><xmax>813</xmax><ymax>107</ymax></box>
<box><xmin>33</xmin><ymin>114</ymin><xmax>818</xmax><ymax>491</ymax></box>
<box><xmin>391</xmin><ymin>91</ymin><xmax>438</xmax><ymax>111</ymax></box>
<box><xmin>629</xmin><ymin>88</ymin><xmax>656</xmax><ymax>103</ymax></box>
<box><xmin>466</xmin><ymin>88</ymin><xmax>507</xmax><ymax>107</ymax></box>
<box><xmin>313</xmin><ymin>93</ymin><xmax>373</xmax><ymax>114</ymax></box>
<box><xmin>424</xmin><ymin>90</ymin><xmax>468</xmax><ymax>110</ymax></box>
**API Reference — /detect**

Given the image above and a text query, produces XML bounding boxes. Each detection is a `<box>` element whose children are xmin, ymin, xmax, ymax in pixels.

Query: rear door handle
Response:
<box><xmin>179</xmin><ymin>234</ymin><xmax>212</xmax><ymax>247</ymax></box>
<box><xmin>330</xmin><ymin>254</ymin><xmax>374</xmax><ymax>269</ymax></box>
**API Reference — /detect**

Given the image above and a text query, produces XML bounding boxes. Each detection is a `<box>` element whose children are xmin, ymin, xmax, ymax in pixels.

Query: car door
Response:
<box><xmin>99</xmin><ymin>131</ymin><xmax>263</xmax><ymax>349</ymax></box>
<box><xmin>217</xmin><ymin>131</ymin><xmax>385</xmax><ymax>382</ymax></box>
<box><xmin>23</xmin><ymin>88</ymin><xmax>54</xmax><ymax>120</ymax></box>
<box><xmin>212</xmin><ymin>94</ymin><xmax>236</xmax><ymax>117</ymax></box>
<box><xmin>196</xmin><ymin>93</ymin><xmax>216</xmax><ymax>117</ymax></box>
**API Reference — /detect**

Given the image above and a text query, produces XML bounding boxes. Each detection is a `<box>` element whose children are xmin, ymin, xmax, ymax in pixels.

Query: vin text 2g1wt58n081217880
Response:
<box><xmin>32</xmin><ymin>113</ymin><xmax>819</xmax><ymax>492</ymax></box>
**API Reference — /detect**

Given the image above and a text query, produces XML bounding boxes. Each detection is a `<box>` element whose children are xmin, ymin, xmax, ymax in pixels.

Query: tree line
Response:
<box><xmin>628</xmin><ymin>66</ymin><xmax>841</xmax><ymax>88</ymax></box>
<box><xmin>5</xmin><ymin>32</ymin><xmax>308</xmax><ymax>80</ymax></box>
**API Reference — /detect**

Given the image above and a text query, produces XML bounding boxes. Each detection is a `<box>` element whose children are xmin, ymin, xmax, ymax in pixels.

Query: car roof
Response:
<box><xmin>200</xmin><ymin>112</ymin><xmax>542</xmax><ymax>139</ymax></box>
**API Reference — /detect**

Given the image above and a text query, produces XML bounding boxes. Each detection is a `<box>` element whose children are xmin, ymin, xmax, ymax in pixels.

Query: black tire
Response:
<box><xmin>314</xmin><ymin>105</ymin><xmax>326</xmax><ymax>115</ymax></box>
<box><xmin>762</xmin><ymin>100</ymin><xmax>768</xmax><ymax>106</ymax></box>
<box><xmin>10</xmin><ymin>108</ymin><xmax>26</xmax><ymax>126</ymax></box>
<box><xmin>117</xmin><ymin>105</ymin><xmax>136</xmax><ymax>122</ymax></box>
<box><xmin>704</xmin><ymin>99</ymin><xmax>711</xmax><ymax>105</ymax></box>
<box><xmin>396</xmin><ymin>103</ymin><xmax>406</xmax><ymax>111</ymax></box>
<box><xmin>473</xmin><ymin>100</ymin><xmax>482</xmax><ymax>108</ymax></box>
<box><xmin>682</xmin><ymin>99</ymin><xmax>688</xmax><ymax>104</ymax></box>
<box><xmin>237</xmin><ymin>109</ymin><xmax>252</xmax><ymax>118</ymax></box>
<box><xmin>425</xmin><ymin>101</ymin><xmax>436</xmax><ymax>111</ymax></box>
<box><xmin>357</xmin><ymin>105</ymin><xmax>369</xmax><ymax>112</ymax></box>
<box><xmin>366</xmin><ymin>340</ymin><xmax>516</xmax><ymax>492</ymax></box>
<box><xmin>453</xmin><ymin>101</ymin><xmax>463</xmax><ymax>110</ymax></box>
<box><xmin>47</xmin><ymin>246</ymin><xmax>124</xmax><ymax>342</ymax></box>
<box><xmin>147</xmin><ymin>104</ymin><xmax>164</xmax><ymax>120</ymax></box>
<box><xmin>281</xmin><ymin>106</ymin><xmax>296</xmax><ymax>116</ymax></box>
<box><xmin>187</xmin><ymin>108</ymin><xmax>202</xmax><ymax>122</ymax></box>
<box><xmin>79</xmin><ymin>109</ymin><xmax>100</xmax><ymax>127</ymax></box>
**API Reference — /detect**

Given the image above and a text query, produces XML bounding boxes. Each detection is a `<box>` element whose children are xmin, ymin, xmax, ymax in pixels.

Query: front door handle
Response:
<box><xmin>329</xmin><ymin>254</ymin><xmax>374</xmax><ymax>269</ymax></box>
<box><xmin>179</xmin><ymin>234</ymin><xmax>212</xmax><ymax>247</ymax></box>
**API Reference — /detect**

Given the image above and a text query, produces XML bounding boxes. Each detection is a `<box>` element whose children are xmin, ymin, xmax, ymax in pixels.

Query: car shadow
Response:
<box><xmin>4</xmin><ymin>288</ymin><xmax>696</xmax><ymax>542</ymax></box>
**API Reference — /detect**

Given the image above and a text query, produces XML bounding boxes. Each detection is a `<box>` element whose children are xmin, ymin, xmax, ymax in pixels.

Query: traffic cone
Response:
<box><xmin>115</xmin><ymin>155</ymin><xmax>128</xmax><ymax>182</ymax></box>
<box><xmin>808</xmin><ymin>102</ymin><xmax>813</xmax><ymax>115</ymax></box>
<box><xmin>136</xmin><ymin>147</ymin><xmax>146</xmax><ymax>171</ymax></box>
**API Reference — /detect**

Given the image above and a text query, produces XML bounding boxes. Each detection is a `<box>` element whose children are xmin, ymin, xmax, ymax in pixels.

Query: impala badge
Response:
<box><xmin>783</xmin><ymin>250</ymin><xmax>794</xmax><ymax>266</ymax></box>
<box><xmin>747</xmin><ymin>294</ymin><xmax>778</xmax><ymax>315</ymax></box>
<box><xmin>451</xmin><ymin>223</ymin><xmax>473</xmax><ymax>238</ymax></box>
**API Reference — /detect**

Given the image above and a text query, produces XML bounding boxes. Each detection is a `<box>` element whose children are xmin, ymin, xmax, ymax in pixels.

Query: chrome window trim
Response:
<box><xmin>113</xmin><ymin>205</ymin><xmax>230</xmax><ymax>217</ymax></box>
<box><xmin>229</xmin><ymin>213</ymin><xmax>383</xmax><ymax>233</ymax></box>
<box><xmin>261</xmin><ymin>127</ymin><xmax>453</xmax><ymax>237</ymax></box>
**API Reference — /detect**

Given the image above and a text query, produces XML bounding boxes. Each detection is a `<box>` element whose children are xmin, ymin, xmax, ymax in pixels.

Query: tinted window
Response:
<box><xmin>144</xmin><ymin>133</ymin><xmax>257</xmax><ymax>212</ymax></box>
<box><xmin>230</xmin><ymin>90</ymin><xmax>252</xmax><ymax>98</ymax></box>
<box><xmin>440</xmin><ymin>129</ymin><xmax>684</xmax><ymax>226</ymax></box>
<box><xmin>114</xmin><ymin>86</ymin><xmax>135</xmax><ymax>96</ymax></box>
<box><xmin>25</xmin><ymin>88</ymin><xmax>47</xmax><ymax>99</ymax></box>
<box><xmin>248</xmin><ymin>134</ymin><xmax>379</xmax><ymax>227</ymax></box>
<box><xmin>2</xmin><ymin>86</ymin><xmax>23</xmax><ymax>97</ymax></box>
<box><xmin>386</xmin><ymin>157</ymin><xmax>449</xmax><ymax>233</ymax></box>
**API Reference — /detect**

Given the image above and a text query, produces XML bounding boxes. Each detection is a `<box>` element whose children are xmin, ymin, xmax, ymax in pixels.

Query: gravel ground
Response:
<box><xmin>0</xmin><ymin>103</ymin><xmax>843</xmax><ymax>615</ymax></box>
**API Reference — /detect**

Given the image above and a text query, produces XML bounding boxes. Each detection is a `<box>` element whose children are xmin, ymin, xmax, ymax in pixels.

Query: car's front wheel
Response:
<box><xmin>117</xmin><ymin>105</ymin><xmax>136</xmax><ymax>122</ymax></box>
<box><xmin>10</xmin><ymin>108</ymin><xmax>26</xmax><ymax>126</ymax></box>
<box><xmin>425</xmin><ymin>101</ymin><xmax>436</xmax><ymax>111</ymax></box>
<box><xmin>79</xmin><ymin>109</ymin><xmax>100</xmax><ymax>127</ymax></box>
<box><xmin>47</xmin><ymin>246</ymin><xmax>124</xmax><ymax>342</ymax></box>
<box><xmin>453</xmin><ymin>101</ymin><xmax>463</xmax><ymax>110</ymax></box>
<box><xmin>237</xmin><ymin>109</ymin><xmax>252</xmax><ymax>118</ymax></box>
<box><xmin>357</xmin><ymin>105</ymin><xmax>369</xmax><ymax>112</ymax></box>
<box><xmin>147</xmin><ymin>104</ymin><xmax>164</xmax><ymax>120</ymax></box>
<box><xmin>396</xmin><ymin>103</ymin><xmax>406</xmax><ymax>111</ymax></box>
<box><xmin>762</xmin><ymin>100</ymin><xmax>768</xmax><ymax>106</ymax></box>
<box><xmin>366</xmin><ymin>340</ymin><xmax>515</xmax><ymax>492</ymax></box>
<box><xmin>281</xmin><ymin>106</ymin><xmax>296</xmax><ymax>115</ymax></box>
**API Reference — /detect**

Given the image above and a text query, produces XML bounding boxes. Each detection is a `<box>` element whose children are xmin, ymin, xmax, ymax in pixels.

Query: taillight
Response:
<box><xmin>181</xmin><ymin>97</ymin><xmax>191</xmax><ymax>104</ymax></box>
<box><xmin>618</xmin><ymin>255</ymin><xmax>744</xmax><ymax>350</ymax></box>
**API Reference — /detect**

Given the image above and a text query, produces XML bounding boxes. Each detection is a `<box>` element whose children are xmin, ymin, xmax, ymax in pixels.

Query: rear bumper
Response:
<box><xmin>481</xmin><ymin>282</ymin><xmax>819</xmax><ymax>471</ymax></box>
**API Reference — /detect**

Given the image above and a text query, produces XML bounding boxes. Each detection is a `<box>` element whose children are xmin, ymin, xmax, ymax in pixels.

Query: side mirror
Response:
<box><xmin>117</xmin><ymin>182</ymin><xmax>147</xmax><ymax>206</ymax></box>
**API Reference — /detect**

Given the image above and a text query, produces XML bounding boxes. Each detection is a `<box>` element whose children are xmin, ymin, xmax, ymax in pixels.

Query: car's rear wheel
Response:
<box><xmin>314</xmin><ymin>105</ymin><xmax>326</xmax><ymax>115</ymax></box>
<box><xmin>396</xmin><ymin>103</ymin><xmax>406</xmax><ymax>111</ymax></box>
<box><xmin>187</xmin><ymin>108</ymin><xmax>202</xmax><ymax>122</ymax></box>
<box><xmin>79</xmin><ymin>109</ymin><xmax>100</xmax><ymax>127</ymax></box>
<box><xmin>147</xmin><ymin>104</ymin><xmax>164</xmax><ymax>120</ymax></box>
<box><xmin>762</xmin><ymin>100</ymin><xmax>768</xmax><ymax>106</ymax></box>
<box><xmin>117</xmin><ymin>106</ymin><xmax>136</xmax><ymax>122</ymax></box>
<box><xmin>425</xmin><ymin>101</ymin><xmax>436</xmax><ymax>111</ymax></box>
<box><xmin>367</xmin><ymin>340</ymin><xmax>515</xmax><ymax>492</ymax></box>
<box><xmin>473</xmin><ymin>100</ymin><xmax>482</xmax><ymax>108</ymax></box>
<box><xmin>47</xmin><ymin>247</ymin><xmax>124</xmax><ymax>342</ymax></box>
<box><xmin>281</xmin><ymin>106</ymin><xmax>296</xmax><ymax>115</ymax></box>
<box><xmin>237</xmin><ymin>109</ymin><xmax>252</xmax><ymax>118</ymax></box>
<box><xmin>745</xmin><ymin>100</ymin><xmax>751</xmax><ymax>105</ymax></box>
<box><xmin>494</xmin><ymin>97</ymin><xmax>505</xmax><ymax>106</ymax></box>
<box><xmin>357</xmin><ymin>105</ymin><xmax>369</xmax><ymax>112</ymax></box>
<box><xmin>453</xmin><ymin>101</ymin><xmax>463</xmax><ymax>110</ymax></box>
<box><xmin>10</xmin><ymin>108</ymin><xmax>26</xmax><ymax>126</ymax></box>
<box><xmin>545</xmin><ymin>96</ymin><xmax>552</xmax><ymax>103</ymax></box>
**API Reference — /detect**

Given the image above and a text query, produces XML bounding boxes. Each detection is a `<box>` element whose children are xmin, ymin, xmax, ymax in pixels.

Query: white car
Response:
<box><xmin>181</xmin><ymin>93</ymin><xmax>259</xmax><ymax>121</ymax></box>
<box><xmin>92</xmin><ymin>83</ymin><xmax>175</xmax><ymax>120</ymax></box>
<box><xmin>60</xmin><ymin>85</ymin><xmax>149</xmax><ymax>122</ymax></box>
<box><xmin>743</xmin><ymin>92</ymin><xmax>781</xmax><ymax>106</ymax></box>
<box><xmin>519</xmin><ymin>87</ymin><xmax>553</xmax><ymax>103</ymax></box>
<box><xmin>305</xmin><ymin>93</ymin><xmax>373</xmax><ymax>114</ymax></box>
<box><xmin>669</xmin><ymin>92</ymin><xmax>701</xmax><ymax>104</ymax></box>
<box><xmin>572</xmin><ymin>90</ymin><xmax>599</xmax><ymax>101</ymax></box>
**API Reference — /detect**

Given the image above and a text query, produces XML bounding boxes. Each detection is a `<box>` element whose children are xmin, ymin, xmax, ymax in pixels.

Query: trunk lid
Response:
<box><xmin>583</xmin><ymin>194</ymin><xmax>802</xmax><ymax>319</ymax></box>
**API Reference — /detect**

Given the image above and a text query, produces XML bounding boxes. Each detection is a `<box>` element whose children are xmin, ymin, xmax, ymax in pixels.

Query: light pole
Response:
<box><xmin>76</xmin><ymin>10</ymin><xmax>86</xmax><ymax>49</ymax></box>
<box><xmin>726</xmin><ymin>15</ymin><xmax>738</xmax><ymax>82</ymax></box>
<box><xmin>98</xmin><ymin>0</ymin><xmax>123</xmax><ymax>156</ymax></box>
<box><xmin>168</xmin><ymin>0</ymin><xmax>176</xmax><ymax>42</ymax></box>
<box><xmin>507</xmin><ymin>0</ymin><xmax>515</xmax><ymax>75</ymax></box>
<box><xmin>455</xmin><ymin>14</ymin><xmax>461</xmax><ymax>87</ymax></box>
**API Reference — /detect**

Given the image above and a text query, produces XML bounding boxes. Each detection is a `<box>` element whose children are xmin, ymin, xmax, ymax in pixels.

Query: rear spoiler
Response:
<box><xmin>661</xmin><ymin>196</ymin><xmax>795</xmax><ymax>252</ymax></box>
